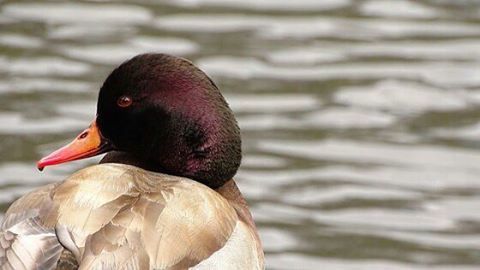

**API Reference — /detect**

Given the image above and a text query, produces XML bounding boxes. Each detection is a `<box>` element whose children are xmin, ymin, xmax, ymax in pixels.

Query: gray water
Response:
<box><xmin>1</xmin><ymin>0</ymin><xmax>480</xmax><ymax>269</ymax></box>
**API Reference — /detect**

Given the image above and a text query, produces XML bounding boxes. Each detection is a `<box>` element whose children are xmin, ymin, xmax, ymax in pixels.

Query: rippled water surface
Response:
<box><xmin>1</xmin><ymin>0</ymin><xmax>480</xmax><ymax>269</ymax></box>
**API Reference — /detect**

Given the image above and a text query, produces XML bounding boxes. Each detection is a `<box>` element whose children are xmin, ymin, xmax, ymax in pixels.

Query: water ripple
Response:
<box><xmin>360</xmin><ymin>0</ymin><xmax>440</xmax><ymax>18</ymax></box>
<box><xmin>163</xmin><ymin>0</ymin><xmax>351</xmax><ymax>11</ymax></box>
<box><xmin>59</xmin><ymin>37</ymin><xmax>199</xmax><ymax>64</ymax></box>
<box><xmin>156</xmin><ymin>14</ymin><xmax>480</xmax><ymax>39</ymax></box>
<box><xmin>0</xmin><ymin>57</ymin><xmax>91</xmax><ymax>76</ymax></box>
<box><xmin>2</xmin><ymin>3</ymin><xmax>153</xmax><ymax>25</ymax></box>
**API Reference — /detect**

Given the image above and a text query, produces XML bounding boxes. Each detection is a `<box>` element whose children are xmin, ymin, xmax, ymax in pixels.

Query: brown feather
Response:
<box><xmin>56</xmin><ymin>250</ymin><xmax>78</xmax><ymax>270</ymax></box>
<box><xmin>1</xmin><ymin>164</ymin><xmax>264</xmax><ymax>269</ymax></box>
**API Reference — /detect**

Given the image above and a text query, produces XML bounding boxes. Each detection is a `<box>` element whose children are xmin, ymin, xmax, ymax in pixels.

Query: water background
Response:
<box><xmin>1</xmin><ymin>0</ymin><xmax>480</xmax><ymax>269</ymax></box>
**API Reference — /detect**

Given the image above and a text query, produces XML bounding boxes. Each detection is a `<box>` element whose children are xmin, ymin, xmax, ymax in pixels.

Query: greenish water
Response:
<box><xmin>1</xmin><ymin>0</ymin><xmax>480</xmax><ymax>269</ymax></box>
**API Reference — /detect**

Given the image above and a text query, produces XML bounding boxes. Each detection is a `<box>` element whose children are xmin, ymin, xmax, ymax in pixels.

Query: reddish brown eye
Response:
<box><xmin>117</xmin><ymin>95</ymin><xmax>132</xmax><ymax>108</ymax></box>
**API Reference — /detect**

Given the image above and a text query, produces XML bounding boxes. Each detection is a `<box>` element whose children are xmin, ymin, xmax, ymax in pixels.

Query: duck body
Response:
<box><xmin>1</xmin><ymin>164</ymin><xmax>263</xmax><ymax>269</ymax></box>
<box><xmin>0</xmin><ymin>53</ymin><xmax>264</xmax><ymax>269</ymax></box>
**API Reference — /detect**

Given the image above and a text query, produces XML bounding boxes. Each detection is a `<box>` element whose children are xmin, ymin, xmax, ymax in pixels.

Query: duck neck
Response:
<box><xmin>100</xmin><ymin>151</ymin><xmax>159</xmax><ymax>172</ymax></box>
<box><xmin>215</xmin><ymin>179</ymin><xmax>258</xmax><ymax>239</ymax></box>
<box><xmin>99</xmin><ymin>150</ymin><xmax>237</xmax><ymax>189</ymax></box>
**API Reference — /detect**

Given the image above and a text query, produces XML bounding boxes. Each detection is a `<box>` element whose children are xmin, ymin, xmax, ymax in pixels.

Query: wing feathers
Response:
<box><xmin>1</xmin><ymin>164</ymin><xmax>259</xmax><ymax>269</ymax></box>
<box><xmin>0</xmin><ymin>184</ymin><xmax>64</xmax><ymax>270</ymax></box>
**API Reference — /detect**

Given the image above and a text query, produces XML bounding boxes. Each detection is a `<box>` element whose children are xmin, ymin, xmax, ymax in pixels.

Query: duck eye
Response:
<box><xmin>117</xmin><ymin>95</ymin><xmax>132</xmax><ymax>108</ymax></box>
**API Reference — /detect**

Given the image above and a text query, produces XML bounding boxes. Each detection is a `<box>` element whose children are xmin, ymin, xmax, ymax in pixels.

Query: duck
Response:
<box><xmin>0</xmin><ymin>53</ymin><xmax>264</xmax><ymax>270</ymax></box>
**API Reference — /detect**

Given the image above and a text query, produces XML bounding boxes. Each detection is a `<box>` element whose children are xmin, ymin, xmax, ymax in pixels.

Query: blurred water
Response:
<box><xmin>1</xmin><ymin>0</ymin><xmax>480</xmax><ymax>269</ymax></box>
